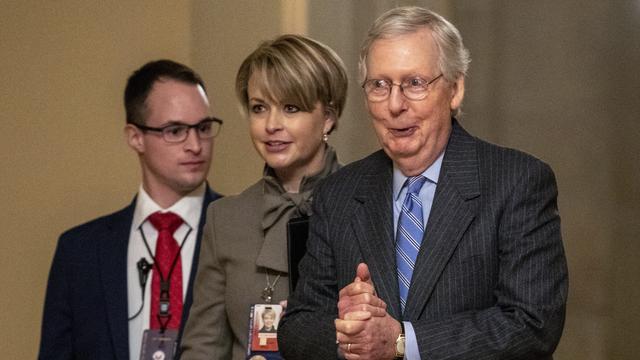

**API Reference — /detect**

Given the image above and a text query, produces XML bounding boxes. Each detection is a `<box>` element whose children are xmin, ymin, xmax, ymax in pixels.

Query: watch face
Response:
<box><xmin>396</xmin><ymin>336</ymin><xmax>406</xmax><ymax>356</ymax></box>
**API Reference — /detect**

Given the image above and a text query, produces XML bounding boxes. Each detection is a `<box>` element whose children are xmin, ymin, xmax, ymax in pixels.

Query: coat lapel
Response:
<box><xmin>351</xmin><ymin>151</ymin><xmax>403</xmax><ymax>319</ymax></box>
<box><xmin>404</xmin><ymin>121</ymin><xmax>481</xmax><ymax>319</ymax></box>
<box><xmin>98</xmin><ymin>202</ymin><xmax>135</xmax><ymax>360</ymax></box>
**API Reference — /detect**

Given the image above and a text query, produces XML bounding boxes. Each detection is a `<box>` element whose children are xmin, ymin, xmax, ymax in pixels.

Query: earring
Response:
<box><xmin>322</xmin><ymin>133</ymin><xmax>329</xmax><ymax>142</ymax></box>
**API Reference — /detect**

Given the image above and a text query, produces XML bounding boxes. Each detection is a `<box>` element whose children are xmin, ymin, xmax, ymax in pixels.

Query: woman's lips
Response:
<box><xmin>264</xmin><ymin>140</ymin><xmax>291</xmax><ymax>152</ymax></box>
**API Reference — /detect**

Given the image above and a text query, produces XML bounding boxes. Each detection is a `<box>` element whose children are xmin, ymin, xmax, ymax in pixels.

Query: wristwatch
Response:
<box><xmin>394</xmin><ymin>321</ymin><xmax>406</xmax><ymax>359</ymax></box>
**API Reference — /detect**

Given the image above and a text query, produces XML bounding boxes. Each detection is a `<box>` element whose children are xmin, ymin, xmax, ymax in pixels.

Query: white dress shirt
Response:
<box><xmin>127</xmin><ymin>183</ymin><xmax>205</xmax><ymax>360</ymax></box>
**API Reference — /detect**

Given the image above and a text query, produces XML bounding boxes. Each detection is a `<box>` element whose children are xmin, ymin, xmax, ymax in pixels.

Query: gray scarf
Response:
<box><xmin>255</xmin><ymin>145</ymin><xmax>341</xmax><ymax>272</ymax></box>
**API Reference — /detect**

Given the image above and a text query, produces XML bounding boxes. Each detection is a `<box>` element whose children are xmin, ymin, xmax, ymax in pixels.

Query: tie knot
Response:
<box><xmin>148</xmin><ymin>211</ymin><xmax>183</xmax><ymax>233</ymax></box>
<box><xmin>406</xmin><ymin>175</ymin><xmax>427</xmax><ymax>195</ymax></box>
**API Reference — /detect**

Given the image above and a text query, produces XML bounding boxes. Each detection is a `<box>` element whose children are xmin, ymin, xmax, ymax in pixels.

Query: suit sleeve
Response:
<box><xmin>38</xmin><ymin>235</ymin><xmax>74</xmax><ymax>360</ymax></box>
<box><xmin>179</xmin><ymin>204</ymin><xmax>233</xmax><ymax>359</ymax></box>
<box><xmin>413</xmin><ymin>160</ymin><xmax>568</xmax><ymax>358</ymax></box>
<box><xmin>278</xmin><ymin>183</ymin><xmax>341</xmax><ymax>360</ymax></box>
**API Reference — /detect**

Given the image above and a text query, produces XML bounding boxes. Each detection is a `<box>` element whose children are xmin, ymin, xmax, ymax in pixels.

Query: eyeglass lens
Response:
<box><xmin>163</xmin><ymin>120</ymin><xmax>220</xmax><ymax>142</ymax></box>
<box><xmin>364</xmin><ymin>74</ymin><xmax>442</xmax><ymax>101</ymax></box>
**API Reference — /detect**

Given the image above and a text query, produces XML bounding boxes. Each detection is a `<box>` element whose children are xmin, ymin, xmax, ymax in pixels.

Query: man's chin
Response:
<box><xmin>383</xmin><ymin>144</ymin><xmax>418</xmax><ymax>161</ymax></box>
<box><xmin>175</xmin><ymin>176</ymin><xmax>207</xmax><ymax>193</ymax></box>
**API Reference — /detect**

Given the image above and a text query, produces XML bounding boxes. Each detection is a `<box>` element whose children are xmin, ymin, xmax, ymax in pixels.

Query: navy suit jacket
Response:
<box><xmin>279</xmin><ymin>120</ymin><xmax>568</xmax><ymax>359</ymax></box>
<box><xmin>39</xmin><ymin>187</ymin><xmax>221</xmax><ymax>360</ymax></box>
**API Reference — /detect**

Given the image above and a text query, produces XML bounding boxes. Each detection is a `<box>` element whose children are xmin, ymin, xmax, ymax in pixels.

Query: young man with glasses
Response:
<box><xmin>39</xmin><ymin>60</ymin><xmax>223</xmax><ymax>360</ymax></box>
<box><xmin>279</xmin><ymin>7</ymin><xmax>567</xmax><ymax>360</ymax></box>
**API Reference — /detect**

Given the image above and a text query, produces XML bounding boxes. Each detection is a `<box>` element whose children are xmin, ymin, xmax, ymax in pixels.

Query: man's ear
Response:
<box><xmin>450</xmin><ymin>76</ymin><xmax>465</xmax><ymax>111</ymax></box>
<box><xmin>125</xmin><ymin>124</ymin><xmax>145</xmax><ymax>154</ymax></box>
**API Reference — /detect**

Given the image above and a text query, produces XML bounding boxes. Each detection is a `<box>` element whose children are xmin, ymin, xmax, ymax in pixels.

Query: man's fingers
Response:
<box><xmin>335</xmin><ymin>318</ymin><xmax>366</xmax><ymax>335</ymax></box>
<box><xmin>343</xmin><ymin>310</ymin><xmax>372</xmax><ymax>321</ymax></box>
<box><xmin>340</xmin><ymin>292</ymin><xmax>386</xmax><ymax>310</ymax></box>
<box><xmin>339</xmin><ymin>263</ymin><xmax>376</xmax><ymax>298</ymax></box>
<box><xmin>356</xmin><ymin>263</ymin><xmax>371</xmax><ymax>284</ymax></box>
<box><xmin>337</xmin><ymin>340</ymin><xmax>362</xmax><ymax>360</ymax></box>
<box><xmin>341</xmin><ymin>344</ymin><xmax>362</xmax><ymax>360</ymax></box>
<box><xmin>338</xmin><ymin>286</ymin><xmax>387</xmax><ymax>319</ymax></box>
<box><xmin>345</xmin><ymin>304</ymin><xmax>386</xmax><ymax>318</ymax></box>
<box><xmin>339</xmin><ymin>280</ymin><xmax>376</xmax><ymax>298</ymax></box>
<box><xmin>336</xmin><ymin>329</ymin><xmax>363</xmax><ymax>345</ymax></box>
<box><xmin>351</xmin><ymin>292</ymin><xmax>386</xmax><ymax>309</ymax></box>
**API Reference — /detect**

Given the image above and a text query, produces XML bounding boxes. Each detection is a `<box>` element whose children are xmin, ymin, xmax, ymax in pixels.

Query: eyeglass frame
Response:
<box><xmin>132</xmin><ymin>116</ymin><xmax>223</xmax><ymax>143</ymax></box>
<box><xmin>361</xmin><ymin>73</ymin><xmax>444</xmax><ymax>102</ymax></box>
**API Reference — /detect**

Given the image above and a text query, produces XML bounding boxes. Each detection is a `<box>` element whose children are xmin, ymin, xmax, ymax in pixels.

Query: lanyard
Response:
<box><xmin>261</xmin><ymin>271</ymin><xmax>282</xmax><ymax>303</ymax></box>
<box><xmin>139</xmin><ymin>223</ymin><xmax>192</xmax><ymax>331</ymax></box>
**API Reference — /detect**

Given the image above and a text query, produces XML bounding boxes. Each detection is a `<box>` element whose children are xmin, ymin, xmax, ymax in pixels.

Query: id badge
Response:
<box><xmin>140</xmin><ymin>329</ymin><xmax>177</xmax><ymax>360</ymax></box>
<box><xmin>246</xmin><ymin>304</ymin><xmax>283</xmax><ymax>360</ymax></box>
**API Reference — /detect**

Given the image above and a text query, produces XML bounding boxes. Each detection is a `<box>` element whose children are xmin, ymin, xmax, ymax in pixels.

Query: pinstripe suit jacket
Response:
<box><xmin>279</xmin><ymin>120</ymin><xmax>568</xmax><ymax>359</ymax></box>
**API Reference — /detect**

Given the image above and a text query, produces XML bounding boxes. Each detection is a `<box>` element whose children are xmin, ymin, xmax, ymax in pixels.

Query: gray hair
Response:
<box><xmin>359</xmin><ymin>6</ymin><xmax>470</xmax><ymax>85</ymax></box>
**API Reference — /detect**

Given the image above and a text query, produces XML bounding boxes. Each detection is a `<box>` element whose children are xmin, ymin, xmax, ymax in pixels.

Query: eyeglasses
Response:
<box><xmin>362</xmin><ymin>73</ymin><xmax>443</xmax><ymax>102</ymax></box>
<box><xmin>133</xmin><ymin>117</ymin><xmax>223</xmax><ymax>143</ymax></box>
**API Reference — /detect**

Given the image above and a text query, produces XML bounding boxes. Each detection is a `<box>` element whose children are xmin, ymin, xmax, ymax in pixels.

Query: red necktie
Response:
<box><xmin>148</xmin><ymin>211</ymin><xmax>184</xmax><ymax>330</ymax></box>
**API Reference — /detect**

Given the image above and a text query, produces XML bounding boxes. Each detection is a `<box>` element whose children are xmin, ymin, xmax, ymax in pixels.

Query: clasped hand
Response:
<box><xmin>335</xmin><ymin>263</ymin><xmax>401</xmax><ymax>359</ymax></box>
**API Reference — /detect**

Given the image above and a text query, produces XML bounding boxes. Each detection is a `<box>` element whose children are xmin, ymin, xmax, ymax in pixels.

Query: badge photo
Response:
<box><xmin>247</xmin><ymin>304</ymin><xmax>283</xmax><ymax>358</ymax></box>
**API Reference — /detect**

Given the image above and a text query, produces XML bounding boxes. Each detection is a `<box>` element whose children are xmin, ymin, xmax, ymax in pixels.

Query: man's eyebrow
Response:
<box><xmin>163</xmin><ymin>117</ymin><xmax>212</xmax><ymax>126</ymax></box>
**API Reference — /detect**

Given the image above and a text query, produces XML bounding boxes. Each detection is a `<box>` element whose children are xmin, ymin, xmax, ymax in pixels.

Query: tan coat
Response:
<box><xmin>181</xmin><ymin>179</ymin><xmax>290</xmax><ymax>360</ymax></box>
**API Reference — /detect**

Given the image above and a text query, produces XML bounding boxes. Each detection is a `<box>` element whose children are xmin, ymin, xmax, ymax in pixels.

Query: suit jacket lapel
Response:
<box><xmin>351</xmin><ymin>151</ymin><xmax>403</xmax><ymax>319</ymax></box>
<box><xmin>404</xmin><ymin>120</ymin><xmax>481</xmax><ymax>319</ymax></box>
<box><xmin>98</xmin><ymin>201</ymin><xmax>135</xmax><ymax>360</ymax></box>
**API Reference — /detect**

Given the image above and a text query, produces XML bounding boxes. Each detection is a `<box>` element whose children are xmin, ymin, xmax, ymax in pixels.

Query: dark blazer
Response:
<box><xmin>279</xmin><ymin>120</ymin><xmax>568</xmax><ymax>359</ymax></box>
<box><xmin>38</xmin><ymin>187</ymin><xmax>221</xmax><ymax>360</ymax></box>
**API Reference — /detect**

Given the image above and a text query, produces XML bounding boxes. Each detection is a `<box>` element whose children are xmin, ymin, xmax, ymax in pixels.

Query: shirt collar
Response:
<box><xmin>132</xmin><ymin>183</ymin><xmax>206</xmax><ymax>230</ymax></box>
<box><xmin>392</xmin><ymin>151</ymin><xmax>445</xmax><ymax>201</ymax></box>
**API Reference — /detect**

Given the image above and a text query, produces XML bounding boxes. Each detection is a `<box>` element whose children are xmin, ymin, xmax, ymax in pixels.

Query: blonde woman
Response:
<box><xmin>180</xmin><ymin>34</ymin><xmax>348</xmax><ymax>359</ymax></box>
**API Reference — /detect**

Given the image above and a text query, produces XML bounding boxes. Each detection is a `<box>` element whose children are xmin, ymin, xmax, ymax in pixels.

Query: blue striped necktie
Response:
<box><xmin>396</xmin><ymin>175</ymin><xmax>427</xmax><ymax>312</ymax></box>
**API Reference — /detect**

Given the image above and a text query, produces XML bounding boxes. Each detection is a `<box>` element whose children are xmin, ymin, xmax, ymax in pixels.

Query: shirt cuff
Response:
<box><xmin>404</xmin><ymin>321</ymin><xmax>421</xmax><ymax>359</ymax></box>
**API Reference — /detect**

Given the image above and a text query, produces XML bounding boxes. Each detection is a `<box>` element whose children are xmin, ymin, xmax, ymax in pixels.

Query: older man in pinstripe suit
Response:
<box><xmin>279</xmin><ymin>6</ymin><xmax>568</xmax><ymax>360</ymax></box>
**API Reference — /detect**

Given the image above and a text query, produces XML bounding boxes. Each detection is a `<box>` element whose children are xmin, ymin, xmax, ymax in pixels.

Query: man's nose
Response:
<box><xmin>387</xmin><ymin>85</ymin><xmax>407</xmax><ymax>115</ymax></box>
<box><xmin>183</xmin><ymin>127</ymin><xmax>202</xmax><ymax>153</ymax></box>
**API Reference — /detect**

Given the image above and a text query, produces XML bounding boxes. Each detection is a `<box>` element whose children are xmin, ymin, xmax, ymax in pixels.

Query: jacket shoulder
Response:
<box><xmin>205</xmin><ymin>179</ymin><xmax>263</xmax><ymax>215</ymax></box>
<box><xmin>319</xmin><ymin>150</ymin><xmax>389</xmax><ymax>189</ymax></box>
<box><xmin>474</xmin><ymin>136</ymin><xmax>556</xmax><ymax>182</ymax></box>
<box><xmin>57</xmin><ymin>203</ymin><xmax>133</xmax><ymax>247</ymax></box>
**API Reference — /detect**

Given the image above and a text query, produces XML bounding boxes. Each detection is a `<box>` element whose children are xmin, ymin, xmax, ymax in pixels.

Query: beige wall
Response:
<box><xmin>2</xmin><ymin>1</ymin><xmax>639</xmax><ymax>358</ymax></box>
<box><xmin>191</xmin><ymin>1</ymin><xmax>283</xmax><ymax>195</ymax></box>
<box><xmin>1</xmin><ymin>1</ymin><xmax>195</xmax><ymax>357</ymax></box>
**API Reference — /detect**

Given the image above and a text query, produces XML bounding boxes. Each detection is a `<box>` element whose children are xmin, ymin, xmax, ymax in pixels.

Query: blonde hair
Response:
<box><xmin>261</xmin><ymin>308</ymin><xmax>276</xmax><ymax>320</ymax></box>
<box><xmin>236</xmin><ymin>34</ymin><xmax>348</xmax><ymax>133</ymax></box>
